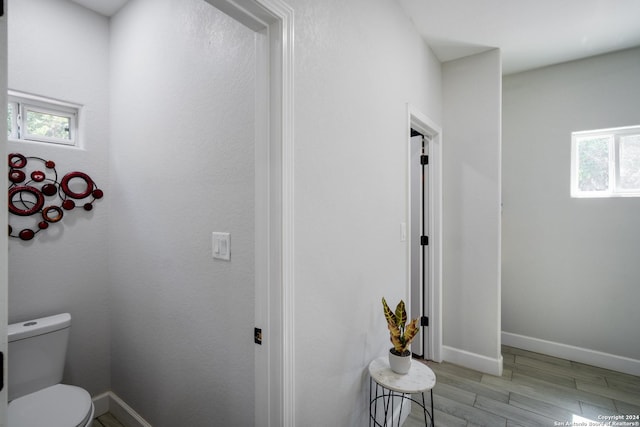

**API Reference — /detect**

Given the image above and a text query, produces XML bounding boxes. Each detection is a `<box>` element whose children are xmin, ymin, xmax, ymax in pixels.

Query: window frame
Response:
<box><xmin>7</xmin><ymin>90</ymin><xmax>81</xmax><ymax>147</ymax></box>
<box><xmin>571</xmin><ymin>125</ymin><xmax>640</xmax><ymax>198</ymax></box>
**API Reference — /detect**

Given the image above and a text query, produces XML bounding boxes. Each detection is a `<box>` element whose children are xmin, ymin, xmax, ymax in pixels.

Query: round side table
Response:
<box><xmin>368</xmin><ymin>357</ymin><xmax>436</xmax><ymax>427</ymax></box>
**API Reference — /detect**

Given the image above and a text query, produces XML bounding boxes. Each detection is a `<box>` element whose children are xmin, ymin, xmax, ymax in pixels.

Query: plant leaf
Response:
<box><xmin>402</xmin><ymin>318</ymin><xmax>420</xmax><ymax>351</ymax></box>
<box><xmin>383</xmin><ymin>298</ymin><xmax>403</xmax><ymax>352</ymax></box>
<box><xmin>390</xmin><ymin>330</ymin><xmax>403</xmax><ymax>352</ymax></box>
<box><xmin>382</xmin><ymin>298</ymin><xmax>396</xmax><ymax>329</ymax></box>
<box><xmin>395</xmin><ymin>300</ymin><xmax>407</xmax><ymax>328</ymax></box>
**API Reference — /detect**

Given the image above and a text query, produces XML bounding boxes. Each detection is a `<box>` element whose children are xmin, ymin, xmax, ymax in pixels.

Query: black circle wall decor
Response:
<box><xmin>7</xmin><ymin>153</ymin><xmax>104</xmax><ymax>241</ymax></box>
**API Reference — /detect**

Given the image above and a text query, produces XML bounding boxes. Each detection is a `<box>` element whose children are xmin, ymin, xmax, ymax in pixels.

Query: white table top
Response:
<box><xmin>368</xmin><ymin>357</ymin><xmax>436</xmax><ymax>393</ymax></box>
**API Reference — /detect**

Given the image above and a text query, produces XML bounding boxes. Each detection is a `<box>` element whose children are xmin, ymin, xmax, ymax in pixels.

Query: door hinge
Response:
<box><xmin>0</xmin><ymin>351</ymin><xmax>3</xmax><ymax>391</ymax></box>
<box><xmin>420</xmin><ymin>316</ymin><xmax>429</xmax><ymax>327</ymax></box>
<box><xmin>254</xmin><ymin>327</ymin><xmax>262</xmax><ymax>345</ymax></box>
<box><xmin>420</xmin><ymin>154</ymin><xmax>429</xmax><ymax>165</ymax></box>
<box><xmin>421</xmin><ymin>235</ymin><xmax>429</xmax><ymax>246</ymax></box>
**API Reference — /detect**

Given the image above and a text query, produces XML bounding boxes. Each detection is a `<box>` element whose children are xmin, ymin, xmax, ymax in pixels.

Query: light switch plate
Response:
<box><xmin>212</xmin><ymin>232</ymin><xmax>230</xmax><ymax>261</ymax></box>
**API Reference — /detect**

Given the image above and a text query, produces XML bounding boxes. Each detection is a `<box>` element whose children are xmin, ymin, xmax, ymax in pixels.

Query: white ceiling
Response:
<box><xmin>71</xmin><ymin>0</ymin><xmax>640</xmax><ymax>75</ymax></box>
<box><xmin>397</xmin><ymin>0</ymin><xmax>640</xmax><ymax>74</ymax></box>
<box><xmin>70</xmin><ymin>0</ymin><xmax>128</xmax><ymax>17</ymax></box>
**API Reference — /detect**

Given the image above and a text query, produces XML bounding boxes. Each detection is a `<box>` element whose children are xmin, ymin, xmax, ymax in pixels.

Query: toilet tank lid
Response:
<box><xmin>9</xmin><ymin>313</ymin><xmax>71</xmax><ymax>342</ymax></box>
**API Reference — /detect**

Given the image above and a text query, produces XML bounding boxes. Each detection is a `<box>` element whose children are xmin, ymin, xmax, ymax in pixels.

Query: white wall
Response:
<box><xmin>441</xmin><ymin>49</ymin><xmax>503</xmax><ymax>374</ymax></box>
<box><xmin>502</xmin><ymin>47</ymin><xmax>640</xmax><ymax>369</ymax></box>
<box><xmin>7</xmin><ymin>0</ymin><xmax>111</xmax><ymax>396</ymax></box>
<box><xmin>108</xmin><ymin>0</ymin><xmax>256</xmax><ymax>425</ymax></box>
<box><xmin>288</xmin><ymin>0</ymin><xmax>442</xmax><ymax>424</ymax></box>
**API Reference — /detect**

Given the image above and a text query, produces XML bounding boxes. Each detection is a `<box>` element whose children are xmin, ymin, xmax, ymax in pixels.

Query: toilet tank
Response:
<box><xmin>8</xmin><ymin>313</ymin><xmax>72</xmax><ymax>401</ymax></box>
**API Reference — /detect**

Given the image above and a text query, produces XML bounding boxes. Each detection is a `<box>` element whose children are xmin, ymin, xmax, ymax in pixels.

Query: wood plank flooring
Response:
<box><xmin>403</xmin><ymin>346</ymin><xmax>640</xmax><ymax>427</ymax></box>
<box><xmin>92</xmin><ymin>412</ymin><xmax>125</xmax><ymax>427</ymax></box>
<box><xmin>91</xmin><ymin>346</ymin><xmax>640</xmax><ymax>427</ymax></box>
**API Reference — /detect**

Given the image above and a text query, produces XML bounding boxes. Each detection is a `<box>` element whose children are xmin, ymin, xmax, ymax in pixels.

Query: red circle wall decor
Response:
<box><xmin>9</xmin><ymin>170</ymin><xmax>26</xmax><ymax>183</ymax></box>
<box><xmin>62</xmin><ymin>200</ymin><xmax>76</xmax><ymax>210</ymax></box>
<box><xmin>60</xmin><ymin>171</ymin><xmax>94</xmax><ymax>199</ymax></box>
<box><xmin>42</xmin><ymin>206</ymin><xmax>64</xmax><ymax>223</ymax></box>
<box><xmin>9</xmin><ymin>153</ymin><xmax>27</xmax><ymax>169</ymax></box>
<box><xmin>19</xmin><ymin>229</ymin><xmax>35</xmax><ymax>241</ymax></box>
<box><xmin>8</xmin><ymin>186</ymin><xmax>45</xmax><ymax>216</ymax></box>
<box><xmin>42</xmin><ymin>183</ymin><xmax>58</xmax><ymax>196</ymax></box>
<box><xmin>31</xmin><ymin>170</ymin><xmax>46</xmax><ymax>182</ymax></box>
<box><xmin>7</xmin><ymin>154</ymin><xmax>104</xmax><ymax>241</ymax></box>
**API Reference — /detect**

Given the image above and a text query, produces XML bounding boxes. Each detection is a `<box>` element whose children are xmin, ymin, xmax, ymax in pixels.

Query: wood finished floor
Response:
<box><xmin>92</xmin><ymin>413</ymin><xmax>125</xmax><ymax>427</ymax></box>
<box><xmin>90</xmin><ymin>346</ymin><xmax>640</xmax><ymax>427</ymax></box>
<box><xmin>403</xmin><ymin>345</ymin><xmax>640</xmax><ymax>427</ymax></box>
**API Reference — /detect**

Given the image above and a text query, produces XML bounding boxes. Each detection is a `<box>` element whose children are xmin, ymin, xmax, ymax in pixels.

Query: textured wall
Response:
<box><xmin>288</xmin><ymin>0</ymin><xmax>442</xmax><ymax>424</ymax></box>
<box><xmin>108</xmin><ymin>0</ymin><xmax>255</xmax><ymax>425</ymax></box>
<box><xmin>502</xmin><ymin>47</ymin><xmax>640</xmax><ymax>361</ymax></box>
<box><xmin>7</xmin><ymin>0</ymin><xmax>111</xmax><ymax>396</ymax></box>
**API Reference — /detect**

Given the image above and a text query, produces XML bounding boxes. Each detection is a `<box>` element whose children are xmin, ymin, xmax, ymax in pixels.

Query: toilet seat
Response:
<box><xmin>8</xmin><ymin>384</ymin><xmax>94</xmax><ymax>427</ymax></box>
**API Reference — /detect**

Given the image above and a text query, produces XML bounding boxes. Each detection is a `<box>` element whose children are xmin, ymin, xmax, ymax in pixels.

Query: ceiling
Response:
<box><xmin>72</xmin><ymin>0</ymin><xmax>640</xmax><ymax>75</ymax></box>
<box><xmin>70</xmin><ymin>0</ymin><xmax>128</xmax><ymax>17</ymax></box>
<box><xmin>396</xmin><ymin>0</ymin><xmax>640</xmax><ymax>74</ymax></box>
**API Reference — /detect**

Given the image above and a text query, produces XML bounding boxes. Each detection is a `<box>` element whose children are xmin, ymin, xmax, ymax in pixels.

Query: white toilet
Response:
<box><xmin>8</xmin><ymin>313</ymin><xmax>95</xmax><ymax>427</ymax></box>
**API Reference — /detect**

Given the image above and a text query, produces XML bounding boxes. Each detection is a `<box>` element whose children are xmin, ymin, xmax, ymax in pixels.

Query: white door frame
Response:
<box><xmin>205</xmin><ymin>1</ymin><xmax>295</xmax><ymax>425</ymax></box>
<box><xmin>406</xmin><ymin>105</ymin><xmax>442</xmax><ymax>363</ymax></box>
<box><xmin>1</xmin><ymin>0</ymin><xmax>8</xmax><ymax>425</ymax></box>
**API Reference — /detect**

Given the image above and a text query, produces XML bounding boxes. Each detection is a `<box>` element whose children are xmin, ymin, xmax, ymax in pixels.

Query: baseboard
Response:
<box><xmin>93</xmin><ymin>392</ymin><xmax>110</xmax><ymax>417</ymax></box>
<box><xmin>441</xmin><ymin>345</ymin><xmax>503</xmax><ymax>376</ymax></box>
<box><xmin>502</xmin><ymin>331</ymin><xmax>640</xmax><ymax>377</ymax></box>
<box><xmin>92</xmin><ymin>391</ymin><xmax>152</xmax><ymax>427</ymax></box>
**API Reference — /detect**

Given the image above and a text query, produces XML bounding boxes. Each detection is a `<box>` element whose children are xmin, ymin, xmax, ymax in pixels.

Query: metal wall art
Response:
<box><xmin>8</xmin><ymin>153</ymin><xmax>104</xmax><ymax>241</ymax></box>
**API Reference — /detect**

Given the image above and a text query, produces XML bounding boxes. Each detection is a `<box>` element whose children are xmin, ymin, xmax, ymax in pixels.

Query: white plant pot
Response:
<box><xmin>388</xmin><ymin>349</ymin><xmax>411</xmax><ymax>374</ymax></box>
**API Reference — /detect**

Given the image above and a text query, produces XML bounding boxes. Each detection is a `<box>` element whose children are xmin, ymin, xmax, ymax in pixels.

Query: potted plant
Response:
<box><xmin>382</xmin><ymin>297</ymin><xmax>420</xmax><ymax>374</ymax></box>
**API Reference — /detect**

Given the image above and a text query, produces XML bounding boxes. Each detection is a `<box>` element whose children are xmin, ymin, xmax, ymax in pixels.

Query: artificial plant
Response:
<box><xmin>382</xmin><ymin>297</ymin><xmax>420</xmax><ymax>356</ymax></box>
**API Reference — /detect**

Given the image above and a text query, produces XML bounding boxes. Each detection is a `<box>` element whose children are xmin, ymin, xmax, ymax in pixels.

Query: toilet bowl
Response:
<box><xmin>8</xmin><ymin>384</ymin><xmax>94</xmax><ymax>427</ymax></box>
<box><xmin>7</xmin><ymin>313</ymin><xmax>95</xmax><ymax>427</ymax></box>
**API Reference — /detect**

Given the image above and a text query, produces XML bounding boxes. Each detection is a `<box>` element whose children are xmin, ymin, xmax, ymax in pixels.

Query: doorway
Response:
<box><xmin>410</xmin><ymin>129</ymin><xmax>429</xmax><ymax>358</ymax></box>
<box><xmin>407</xmin><ymin>106</ymin><xmax>442</xmax><ymax>363</ymax></box>
<box><xmin>212</xmin><ymin>2</ymin><xmax>296</xmax><ymax>424</ymax></box>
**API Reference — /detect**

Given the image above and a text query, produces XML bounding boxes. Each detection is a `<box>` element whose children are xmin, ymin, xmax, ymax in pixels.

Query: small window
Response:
<box><xmin>7</xmin><ymin>90</ymin><xmax>80</xmax><ymax>146</ymax></box>
<box><xmin>571</xmin><ymin>125</ymin><xmax>640</xmax><ymax>197</ymax></box>
<box><xmin>7</xmin><ymin>101</ymin><xmax>17</xmax><ymax>139</ymax></box>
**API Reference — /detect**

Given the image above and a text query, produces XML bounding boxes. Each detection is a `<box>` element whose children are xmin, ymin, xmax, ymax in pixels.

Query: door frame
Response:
<box><xmin>409</xmin><ymin>131</ymin><xmax>424</xmax><ymax>357</ymax></box>
<box><xmin>205</xmin><ymin>1</ymin><xmax>295</xmax><ymax>425</ymax></box>
<box><xmin>206</xmin><ymin>1</ymin><xmax>295</xmax><ymax>425</ymax></box>
<box><xmin>406</xmin><ymin>105</ymin><xmax>442</xmax><ymax>362</ymax></box>
<box><xmin>1</xmin><ymin>1</ymin><xmax>8</xmax><ymax>424</ymax></box>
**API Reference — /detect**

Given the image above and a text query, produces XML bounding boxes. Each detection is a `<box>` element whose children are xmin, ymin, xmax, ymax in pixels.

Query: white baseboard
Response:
<box><xmin>502</xmin><ymin>331</ymin><xmax>640</xmax><ymax>377</ymax></box>
<box><xmin>92</xmin><ymin>391</ymin><xmax>152</xmax><ymax>427</ymax></box>
<box><xmin>92</xmin><ymin>392</ymin><xmax>110</xmax><ymax>417</ymax></box>
<box><xmin>441</xmin><ymin>345</ymin><xmax>503</xmax><ymax>376</ymax></box>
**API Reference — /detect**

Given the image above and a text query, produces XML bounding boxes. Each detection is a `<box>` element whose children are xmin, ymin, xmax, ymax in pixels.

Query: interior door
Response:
<box><xmin>408</xmin><ymin>108</ymin><xmax>442</xmax><ymax>363</ymax></box>
<box><xmin>422</xmin><ymin>136</ymin><xmax>430</xmax><ymax>358</ymax></box>
<box><xmin>410</xmin><ymin>131</ymin><xmax>429</xmax><ymax>358</ymax></box>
